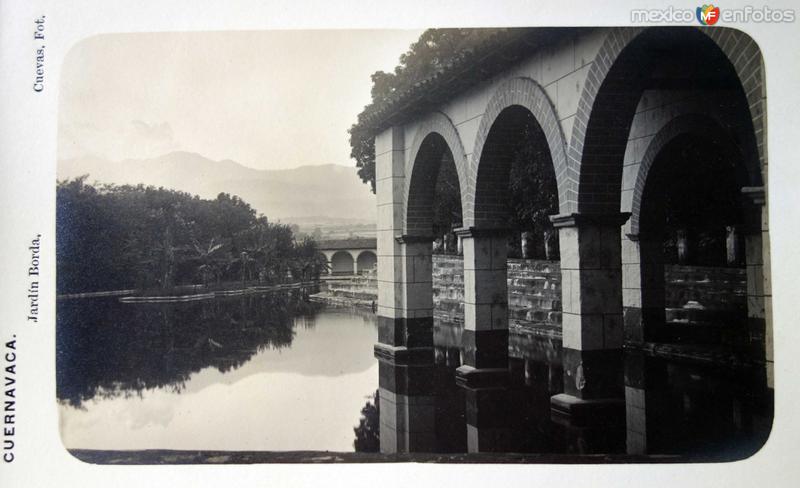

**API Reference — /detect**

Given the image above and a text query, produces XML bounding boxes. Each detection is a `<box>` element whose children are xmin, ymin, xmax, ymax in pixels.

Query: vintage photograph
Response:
<box><xmin>54</xmin><ymin>26</ymin><xmax>773</xmax><ymax>463</ymax></box>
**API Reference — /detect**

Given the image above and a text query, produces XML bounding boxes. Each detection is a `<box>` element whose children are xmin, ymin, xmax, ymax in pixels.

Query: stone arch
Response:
<box><xmin>330</xmin><ymin>250</ymin><xmax>355</xmax><ymax>275</ymax></box>
<box><xmin>570</xmin><ymin>26</ymin><xmax>765</xmax><ymax>215</ymax></box>
<box><xmin>356</xmin><ymin>250</ymin><xmax>377</xmax><ymax>273</ymax></box>
<box><xmin>404</xmin><ymin>112</ymin><xmax>469</xmax><ymax>237</ymax></box>
<box><xmin>621</xmin><ymin>112</ymin><xmax>758</xmax><ymax>346</ymax></box>
<box><xmin>466</xmin><ymin>77</ymin><xmax>570</xmax><ymax>226</ymax></box>
<box><xmin>628</xmin><ymin>113</ymin><xmax>752</xmax><ymax>236</ymax></box>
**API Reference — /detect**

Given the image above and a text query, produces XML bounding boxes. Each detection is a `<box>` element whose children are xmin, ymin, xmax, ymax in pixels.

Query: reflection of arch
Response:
<box><xmin>571</xmin><ymin>27</ymin><xmax>764</xmax><ymax>214</ymax></box>
<box><xmin>356</xmin><ymin>250</ymin><xmax>377</xmax><ymax>274</ymax></box>
<box><xmin>404</xmin><ymin>112</ymin><xmax>468</xmax><ymax>237</ymax></box>
<box><xmin>330</xmin><ymin>251</ymin><xmax>355</xmax><ymax>275</ymax></box>
<box><xmin>468</xmin><ymin>77</ymin><xmax>567</xmax><ymax>226</ymax></box>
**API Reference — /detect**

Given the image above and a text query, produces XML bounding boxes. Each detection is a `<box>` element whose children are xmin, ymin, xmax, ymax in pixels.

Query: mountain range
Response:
<box><xmin>57</xmin><ymin>152</ymin><xmax>376</xmax><ymax>223</ymax></box>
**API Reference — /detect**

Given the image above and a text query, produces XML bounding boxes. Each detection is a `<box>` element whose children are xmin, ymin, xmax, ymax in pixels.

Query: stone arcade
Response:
<box><xmin>367</xmin><ymin>27</ymin><xmax>770</xmax><ymax>451</ymax></box>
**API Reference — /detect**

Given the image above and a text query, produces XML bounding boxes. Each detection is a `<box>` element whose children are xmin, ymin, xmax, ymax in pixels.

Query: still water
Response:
<box><xmin>57</xmin><ymin>293</ymin><xmax>772</xmax><ymax>459</ymax></box>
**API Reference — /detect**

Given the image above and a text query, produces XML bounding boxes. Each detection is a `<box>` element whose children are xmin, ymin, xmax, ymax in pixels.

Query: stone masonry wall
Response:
<box><xmin>432</xmin><ymin>255</ymin><xmax>746</xmax><ymax>330</ymax></box>
<box><xmin>316</xmin><ymin>255</ymin><xmax>746</xmax><ymax>330</ymax></box>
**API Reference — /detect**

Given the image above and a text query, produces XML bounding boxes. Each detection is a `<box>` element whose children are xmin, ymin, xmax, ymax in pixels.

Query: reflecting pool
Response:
<box><xmin>57</xmin><ymin>294</ymin><xmax>772</xmax><ymax>459</ymax></box>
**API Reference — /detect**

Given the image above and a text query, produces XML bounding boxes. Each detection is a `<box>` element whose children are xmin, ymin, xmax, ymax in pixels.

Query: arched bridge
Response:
<box><xmin>318</xmin><ymin>238</ymin><xmax>377</xmax><ymax>276</ymax></box>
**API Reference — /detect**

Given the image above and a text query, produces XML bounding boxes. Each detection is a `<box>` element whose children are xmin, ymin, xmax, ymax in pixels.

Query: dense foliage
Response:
<box><xmin>56</xmin><ymin>177</ymin><xmax>326</xmax><ymax>294</ymax></box>
<box><xmin>349</xmin><ymin>29</ymin><xmax>502</xmax><ymax>192</ymax></box>
<box><xmin>353</xmin><ymin>390</ymin><xmax>380</xmax><ymax>452</ymax></box>
<box><xmin>350</xmin><ymin>29</ymin><xmax>559</xmax><ymax>258</ymax></box>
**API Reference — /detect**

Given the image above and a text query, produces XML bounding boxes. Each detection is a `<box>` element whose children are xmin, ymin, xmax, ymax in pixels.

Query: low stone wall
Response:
<box><xmin>433</xmin><ymin>255</ymin><xmax>562</xmax><ymax>329</ymax></box>
<box><xmin>432</xmin><ymin>255</ymin><xmax>747</xmax><ymax>330</ymax></box>
<box><xmin>311</xmin><ymin>255</ymin><xmax>747</xmax><ymax>331</ymax></box>
<box><xmin>310</xmin><ymin>272</ymin><xmax>378</xmax><ymax>308</ymax></box>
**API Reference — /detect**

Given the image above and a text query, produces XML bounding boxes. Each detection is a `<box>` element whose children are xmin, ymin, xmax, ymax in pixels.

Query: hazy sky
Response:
<box><xmin>58</xmin><ymin>29</ymin><xmax>423</xmax><ymax>170</ymax></box>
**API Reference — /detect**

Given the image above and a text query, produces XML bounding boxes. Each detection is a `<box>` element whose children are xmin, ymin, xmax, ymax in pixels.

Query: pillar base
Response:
<box><xmin>455</xmin><ymin>365</ymin><xmax>509</xmax><ymax>389</ymax></box>
<box><xmin>550</xmin><ymin>393</ymin><xmax>625</xmax><ymax>427</ymax></box>
<box><xmin>374</xmin><ymin>343</ymin><xmax>433</xmax><ymax>365</ymax></box>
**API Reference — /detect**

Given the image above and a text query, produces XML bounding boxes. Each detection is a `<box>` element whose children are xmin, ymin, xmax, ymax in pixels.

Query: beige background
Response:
<box><xmin>0</xmin><ymin>0</ymin><xmax>799</xmax><ymax>486</ymax></box>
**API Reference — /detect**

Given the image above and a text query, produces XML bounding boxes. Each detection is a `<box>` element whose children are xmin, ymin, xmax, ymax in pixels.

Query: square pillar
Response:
<box><xmin>622</xmin><ymin>233</ymin><xmax>666</xmax><ymax>344</ymax></box>
<box><xmin>549</xmin><ymin>213</ymin><xmax>630</xmax><ymax>421</ymax></box>
<box><xmin>742</xmin><ymin>186</ymin><xmax>771</xmax><ymax>386</ymax></box>
<box><xmin>375</xmin><ymin>126</ymin><xmax>426</xmax><ymax>363</ymax></box>
<box><xmin>453</xmin><ymin>227</ymin><xmax>510</xmax><ymax>388</ymax></box>
<box><xmin>376</xmin><ymin>236</ymin><xmax>435</xmax><ymax>357</ymax></box>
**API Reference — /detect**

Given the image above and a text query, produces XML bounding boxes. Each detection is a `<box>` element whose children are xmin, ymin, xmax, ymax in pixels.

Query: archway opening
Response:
<box><xmin>356</xmin><ymin>251</ymin><xmax>377</xmax><ymax>274</ymax></box>
<box><xmin>639</xmin><ymin>131</ymin><xmax>748</xmax><ymax>344</ymax></box>
<box><xmin>330</xmin><ymin>251</ymin><xmax>354</xmax><ymax>275</ymax></box>
<box><xmin>579</xmin><ymin>28</ymin><xmax>761</xmax><ymax>215</ymax></box>
<box><xmin>475</xmin><ymin>105</ymin><xmax>559</xmax><ymax>259</ymax></box>
<box><xmin>405</xmin><ymin>131</ymin><xmax>464</xmax><ymax>368</ymax></box>
<box><xmin>472</xmin><ymin>104</ymin><xmax>561</xmax><ymax>337</ymax></box>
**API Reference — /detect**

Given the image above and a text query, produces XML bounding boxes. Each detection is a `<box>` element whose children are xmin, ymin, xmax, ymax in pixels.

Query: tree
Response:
<box><xmin>56</xmin><ymin>179</ymin><xmax>323</xmax><ymax>294</ymax></box>
<box><xmin>349</xmin><ymin>29</ymin><xmax>505</xmax><ymax>193</ymax></box>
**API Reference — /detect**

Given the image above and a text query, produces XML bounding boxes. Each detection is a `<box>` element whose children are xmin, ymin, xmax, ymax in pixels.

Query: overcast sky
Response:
<box><xmin>58</xmin><ymin>29</ymin><xmax>423</xmax><ymax>170</ymax></box>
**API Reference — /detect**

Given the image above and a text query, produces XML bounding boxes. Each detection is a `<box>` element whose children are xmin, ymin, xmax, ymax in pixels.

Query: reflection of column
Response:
<box><xmin>454</xmin><ymin>227</ymin><xmax>509</xmax><ymax>388</ymax></box>
<box><xmin>464</xmin><ymin>387</ymin><xmax>514</xmax><ymax>453</ymax></box>
<box><xmin>741</xmin><ymin>187</ymin><xmax>771</xmax><ymax>387</ymax></box>
<box><xmin>622</xmin><ymin>233</ymin><xmax>665</xmax><ymax>344</ymax></box>
<box><xmin>549</xmin><ymin>213</ymin><xmax>629</xmax><ymax>421</ymax></box>
<box><xmin>378</xmin><ymin>360</ymin><xmax>437</xmax><ymax>454</ymax></box>
<box><xmin>624</xmin><ymin>351</ymin><xmax>675</xmax><ymax>455</ymax></box>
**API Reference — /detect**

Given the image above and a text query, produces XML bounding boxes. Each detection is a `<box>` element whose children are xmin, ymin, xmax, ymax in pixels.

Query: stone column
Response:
<box><xmin>375</xmin><ymin>127</ymin><xmax>434</xmax><ymax>363</ymax></box>
<box><xmin>622</xmin><ymin>232</ymin><xmax>665</xmax><ymax>344</ymax></box>
<box><xmin>521</xmin><ymin>231</ymin><xmax>535</xmax><ymax>259</ymax></box>
<box><xmin>726</xmin><ymin>225</ymin><xmax>740</xmax><ymax>265</ymax></box>
<box><xmin>676</xmin><ymin>229</ymin><xmax>689</xmax><ymax>264</ymax></box>
<box><xmin>549</xmin><ymin>213</ymin><xmax>630</xmax><ymax>422</ymax></box>
<box><xmin>352</xmin><ymin>252</ymin><xmax>359</xmax><ymax>275</ymax></box>
<box><xmin>453</xmin><ymin>227</ymin><xmax>510</xmax><ymax>388</ymax></box>
<box><xmin>741</xmin><ymin>187</ymin><xmax>771</xmax><ymax>386</ymax></box>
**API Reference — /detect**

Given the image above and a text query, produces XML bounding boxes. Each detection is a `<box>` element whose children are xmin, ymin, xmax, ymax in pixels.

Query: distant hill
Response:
<box><xmin>58</xmin><ymin>151</ymin><xmax>376</xmax><ymax>222</ymax></box>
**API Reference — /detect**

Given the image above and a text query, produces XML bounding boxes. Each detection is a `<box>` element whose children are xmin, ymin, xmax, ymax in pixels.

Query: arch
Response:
<box><xmin>570</xmin><ymin>26</ymin><xmax>765</xmax><ymax>215</ymax></box>
<box><xmin>466</xmin><ymin>77</ymin><xmax>570</xmax><ymax>226</ymax></box>
<box><xmin>404</xmin><ymin>112</ymin><xmax>469</xmax><ymax>237</ymax></box>
<box><xmin>628</xmin><ymin>113</ymin><xmax>751</xmax><ymax>236</ymax></box>
<box><xmin>330</xmin><ymin>250</ymin><xmax>355</xmax><ymax>275</ymax></box>
<box><xmin>356</xmin><ymin>250</ymin><xmax>377</xmax><ymax>273</ymax></box>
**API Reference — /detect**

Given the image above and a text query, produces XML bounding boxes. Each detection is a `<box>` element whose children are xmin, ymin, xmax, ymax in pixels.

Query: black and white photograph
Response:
<box><xmin>2</xmin><ymin>0</ymin><xmax>800</xmax><ymax>486</ymax></box>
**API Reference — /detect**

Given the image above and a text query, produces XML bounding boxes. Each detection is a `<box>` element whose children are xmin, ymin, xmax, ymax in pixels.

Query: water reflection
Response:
<box><xmin>57</xmin><ymin>292</ymin><xmax>316</xmax><ymax>407</ymax></box>
<box><xmin>371</xmin><ymin>323</ymin><xmax>771</xmax><ymax>459</ymax></box>
<box><xmin>57</xmin><ymin>295</ymin><xmax>379</xmax><ymax>451</ymax></box>
<box><xmin>58</xmin><ymin>295</ymin><xmax>771</xmax><ymax>458</ymax></box>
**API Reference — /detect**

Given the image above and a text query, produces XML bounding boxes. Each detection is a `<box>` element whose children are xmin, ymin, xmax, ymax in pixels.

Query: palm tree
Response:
<box><xmin>190</xmin><ymin>236</ymin><xmax>227</xmax><ymax>287</ymax></box>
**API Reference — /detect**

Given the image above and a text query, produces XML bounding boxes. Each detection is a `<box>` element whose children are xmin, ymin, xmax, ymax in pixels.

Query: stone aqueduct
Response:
<box><xmin>371</xmin><ymin>27</ymin><xmax>771</xmax><ymax>418</ymax></box>
<box><xmin>318</xmin><ymin>238</ymin><xmax>377</xmax><ymax>275</ymax></box>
